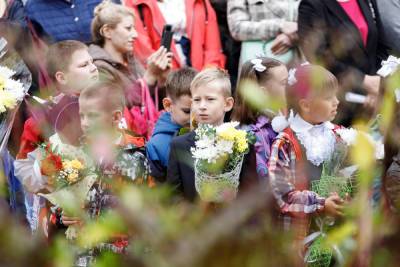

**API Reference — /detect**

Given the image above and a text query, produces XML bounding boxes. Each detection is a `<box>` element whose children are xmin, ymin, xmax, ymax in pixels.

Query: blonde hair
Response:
<box><xmin>190</xmin><ymin>68</ymin><xmax>232</xmax><ymax>97</ymax></box>
<box><xmin>91</xmin><ymin>0</ymin><xmax>135</xmax><ymax>46</ymax></box>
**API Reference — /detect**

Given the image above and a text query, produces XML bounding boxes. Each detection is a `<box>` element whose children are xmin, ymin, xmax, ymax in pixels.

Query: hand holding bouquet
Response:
<box><xmin>191</xmin><ymin>122</ymin><xmax>255</xmax><ymax>202</ymax></box>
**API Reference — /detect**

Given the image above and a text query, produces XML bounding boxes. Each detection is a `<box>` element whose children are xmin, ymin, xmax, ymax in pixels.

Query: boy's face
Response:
<box><xmin>191</xmin><ymin>82</ymin><xmax>234</xmax><ymax>126</ymax></box>
<box><xmin>58</xmin><ymin>49</ymin><xmax>98</xmax><ymax>95</ymax></box>
<box><xmin>79</xmin><ymin>96</ymin><xmax>120</xmax><ymax>138</ymax></box>
<box><xmin>300</xmin><ymin>88</ymin><xmax>340</xmax><ymax>124</ymax></box>
<box><xmin>163</xmin><ymin>95</ymin><xmax>191</xmax><ymax>127</ymax></box>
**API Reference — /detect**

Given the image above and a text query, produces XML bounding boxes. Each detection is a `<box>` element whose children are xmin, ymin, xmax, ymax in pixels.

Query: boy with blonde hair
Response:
<box><xmin>166</xmin><ymin>68</ymin><xmax>234</xmax><ymax>201</ymax></box>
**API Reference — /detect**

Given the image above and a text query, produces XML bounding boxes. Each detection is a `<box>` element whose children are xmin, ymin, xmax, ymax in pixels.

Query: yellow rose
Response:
<box><xmin>63</xmin><ymin>159</ymin><xmax>84</xmax><ymax>170</ymax></box>
<box><xmin>67</xmin><ymin>171</ymin><xmax>79</xmax><ymax>183</ymax></box>
<box><xmin>70</xmin><ymin>159</ymin><xmax>84</xmax><ymax>170</ymax></box>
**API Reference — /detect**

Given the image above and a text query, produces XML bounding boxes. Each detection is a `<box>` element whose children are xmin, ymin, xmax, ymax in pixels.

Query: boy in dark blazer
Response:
<box><xmin>166</xmin><ymin>68</ymin><xmax>234</xmax><ymax>202</ymax></box>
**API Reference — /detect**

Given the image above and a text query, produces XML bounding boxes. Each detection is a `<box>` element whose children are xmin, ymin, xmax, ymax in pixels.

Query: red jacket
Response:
<box><xmin>125</xmin><ymin>0</ymin><xmax>226</xmax><ymax>70</ymax></box>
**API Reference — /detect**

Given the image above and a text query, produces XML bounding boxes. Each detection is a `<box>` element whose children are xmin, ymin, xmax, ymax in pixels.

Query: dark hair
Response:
<box><xmin>286</xmin><ymin>64</ymin><xmax>339</xmax><ymax>113</ymax></box>
<box><xmin>165</xmin><ymin>67</ymin><xmax>198</xmax><ymax>101</ymax></box>
<box><xmin>232</xmin><ymin>57</ymin><xmax>283</xmax><ymax>125</ymax></box>
<box><xmin>79</xmin><ymin>80</ymin><xmax>125</xmax><ymax>111</ymax></box>
<box><xmin>46</xmin><ymin>40</ymin><xmax>87</xmax><ymax>82</ymax></box>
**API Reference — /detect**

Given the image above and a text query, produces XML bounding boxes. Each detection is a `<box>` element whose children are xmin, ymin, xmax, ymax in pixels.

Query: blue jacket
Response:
<box><xmin>26</xmin><ymin>0</ymin><xmax>119</xmax><ymax>43</ymax></box>
<box><xmin>146</xmin><ymin>112</ymin><xmax>181</xmax><ymax>181</ymax></box>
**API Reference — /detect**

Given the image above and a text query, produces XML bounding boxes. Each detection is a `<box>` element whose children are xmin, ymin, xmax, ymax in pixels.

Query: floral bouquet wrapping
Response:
<box><xmin>191</xmin><ymin>122</ymin><xmax>254</xmax><ymax>202</ymax></box>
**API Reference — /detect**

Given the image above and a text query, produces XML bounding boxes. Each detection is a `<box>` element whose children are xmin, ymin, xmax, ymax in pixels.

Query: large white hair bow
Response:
<box><xmin>251</xmin><ymin>58</ymin><xmax>266</xmax><ymax>72</ymax></box>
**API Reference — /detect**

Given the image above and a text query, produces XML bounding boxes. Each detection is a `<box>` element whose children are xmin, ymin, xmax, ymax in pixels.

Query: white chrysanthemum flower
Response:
<box><xmin>215</xmin><ymin>139</ymin><xmax>234</xmax><ymax>154</ymax></box>
<box><xmin>5</xmin><ymin>79</ymin><xmax>24</xmax><ymax>99</ymax></box>
<box><xmin>216</xmin><ymin>121</ymin><xmax>240</xmax><ymax>134</ymax></box>
<box><xmin>336</xmin><ymin>128</ymin><xmax>358</xmax><ymax>146</ymax></box>
<box><xmin>0</xmin><ymin>66</ymin><xmax>16</xmax><ymax>79</ymax></box>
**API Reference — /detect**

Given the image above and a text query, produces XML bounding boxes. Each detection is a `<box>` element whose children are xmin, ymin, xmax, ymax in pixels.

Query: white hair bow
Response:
<box><xmin>271</xmin><ymin>109</ymin><xmax>295</xmax><ymax>132</ymax></box>
<box><xmin>377</xmin><ymin>55</ymin><xmax>400</xmax><ymax>77</ymax></box>
<box><xmin>288</xmin><ymin>68</ymin><xmax>297</xmax><ymax>86</ymax></box>
<box><xmin>251</xmin><ymin>58</ymin><xmax>266</xmax><ymax>72</ymax></box>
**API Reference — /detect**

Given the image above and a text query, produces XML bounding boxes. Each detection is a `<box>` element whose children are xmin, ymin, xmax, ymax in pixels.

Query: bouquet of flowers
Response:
<box><xmin>37</xmin><ymin>136</ymin><xmax>97</xmax><ymax>239</ymax></box>
<box><xmin>306</xmin><ymin>125</ymin><xmax>383</xmax><ymax>267</ymax></box>
<box><xmin>191</xmin><ymin>122</ymin><xmax>254</xmax><ymax>202</ymax></box>
<box><xmin>0</xmin><ymin>65</ymin><xmax>26</xmax><ymax>152</ymax></box>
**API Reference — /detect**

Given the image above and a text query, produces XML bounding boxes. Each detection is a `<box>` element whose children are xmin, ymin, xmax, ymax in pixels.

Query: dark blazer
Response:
<box><xmin>298</xmin><ymin>0</ymin><xmax>387</xmax><ymax>90</ymax></box>
<box><xmin>166</xmin><ymin>131</ymin><xmax>197</xmax><ymax>201</ymax></box>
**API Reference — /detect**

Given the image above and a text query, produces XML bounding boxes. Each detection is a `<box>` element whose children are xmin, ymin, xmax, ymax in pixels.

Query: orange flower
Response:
<box><xmin>41</xmin><ymin>152</ymin><xmax>63</xmax><ymax>177</ymax></box>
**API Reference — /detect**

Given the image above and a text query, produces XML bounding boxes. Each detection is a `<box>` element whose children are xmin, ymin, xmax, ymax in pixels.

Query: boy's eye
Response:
<box><xmin>181</xmin><ymin>109</ymin><xmax>190</xmax><ymax>114</ymax></box>
<box><xmin>193</xmin><ymin>98</ymin><xmax>200</xmax><ymax>102</ymax></box>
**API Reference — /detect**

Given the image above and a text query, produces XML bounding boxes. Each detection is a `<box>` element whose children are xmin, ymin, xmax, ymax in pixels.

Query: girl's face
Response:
<box><xmin>107</xmin><ymin>16</ymin><xmax>137</xmax><ymax>54</ymax></box>
<box><xmin>301</xmin><ymin>88</ymin><xmax>340</xmax><ymax>124</ymax></box>
<box><xmin>262</xmin><ymin>65</ymin><xmax>288</xmax><ymax>105</ymax></box>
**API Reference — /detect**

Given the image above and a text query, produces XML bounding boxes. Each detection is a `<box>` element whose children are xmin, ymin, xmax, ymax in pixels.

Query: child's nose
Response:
<box><xmin>131</xmin><ymin>29</ymin><xmax>138</xmax><ymax>39</ymax></box>
<box><xmin>90</xmin><ymin>62</ymin><xmax>97</xmax><ymax>72</ymax></box>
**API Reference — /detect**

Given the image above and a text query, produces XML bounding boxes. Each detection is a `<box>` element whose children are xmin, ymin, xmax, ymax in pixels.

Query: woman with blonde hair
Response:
<box><xmin>89</xmin><ymin>0</ymin><xmax>172</xmax><ymax>138</ymax></box>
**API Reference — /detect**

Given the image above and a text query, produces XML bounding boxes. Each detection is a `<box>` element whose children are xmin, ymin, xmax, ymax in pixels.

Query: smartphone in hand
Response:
<box><xmin>160</xmin><ymin>24</ymin><xmax>173</xmax><ymax>51</ymax></box>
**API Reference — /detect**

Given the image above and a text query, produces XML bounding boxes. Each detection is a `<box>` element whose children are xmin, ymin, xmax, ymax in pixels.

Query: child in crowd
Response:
<box><xmin>50</xmin><ymin>81</ymin><xmax>150</xmax><ymax>261</ymax></box>
<box><xmin>146</xmin><ymin>68</ymin><xmax>197</xmax><ymax>182</ymax></box>
<box><xmin>166</xmin><ymin>68</ymin><xmax>234</xmax><ymax>201</ymax></box>
<box><xmin>14</xmin><ymin>40</ymin><xmax>98</xmax><ymax>232</ymax></box>
<box><xmin>232</xmin><ymin>58</ymin><xmax>288</xmax><ymax>183</ymax></box>
<box><xmin>268</xmin><ymin>64</ymin><xmax>344</xmax><ymax>241</ymax></box>
<box><xmin>16</xmin><ymin>40</ymin><xmax>98</xmax><ymax>162</ymax></box>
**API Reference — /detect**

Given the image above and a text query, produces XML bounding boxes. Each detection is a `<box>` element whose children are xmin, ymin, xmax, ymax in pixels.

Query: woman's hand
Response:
<box><xmin>144</xmin><ymin>46</ymin><xmax>173</xmax><ymax>86</ymax></box>
<box><xmin>281</xmin><ymin>21</ymin><xmax>298</xmax><ymax>42</ymax></box>
<box><xmin>270</xmin><ymin>33</ymin><xmax>292</xmax><ymax>55</ymax></box>
<box><xmin>363</xmin><ymin>75</ymin><xmax>381</xmax><ymax>109</ymax></box>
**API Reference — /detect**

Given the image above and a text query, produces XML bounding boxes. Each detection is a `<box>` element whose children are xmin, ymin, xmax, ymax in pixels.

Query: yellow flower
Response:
<box><xmin>235</xmin><ymin>130</ymin><xmax>248</xmax><ymax>153</ymax></box>
<box><xmin>0</xmin><ymin>90</ymin><xmax>17</xmax><ymax>113</ymax></box>
<box><xmin>67</xmin><ymin>171</ymin><xmax>79</xmax><ymax>183</ymax></box>
<box><xmin>63</xmin><ymin>159</ymin><xmax>84</xmax><ymax>170</ymax></box>
<box><xmin>70</xmin><ymin>159</ymin><xmax>84</xmax><ymax>170</ymax></box>
<box><xmin>218</xmin><ymin>126</ymin><xmax>237</xmax><ymax>141</ymax></box>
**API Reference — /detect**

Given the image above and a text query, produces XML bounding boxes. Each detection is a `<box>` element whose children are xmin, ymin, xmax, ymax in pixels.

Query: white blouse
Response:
<box><xmin>290</xmin><ymin>114</ymin><xmax>336</xmax><ymax>166</ymax></box>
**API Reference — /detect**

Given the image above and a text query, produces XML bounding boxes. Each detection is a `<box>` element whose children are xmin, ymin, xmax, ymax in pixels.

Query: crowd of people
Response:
<box><xmin>1</xmin><ymin>0</ymin><xmax>400</xmax><ymax>266</ymax></box>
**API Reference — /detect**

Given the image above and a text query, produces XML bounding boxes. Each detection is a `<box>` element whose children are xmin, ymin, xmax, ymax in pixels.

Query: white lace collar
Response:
<box><xmin>290</xmin><ymin>114</ymin><xmax>336</xmax><ymax>166</ymax></box>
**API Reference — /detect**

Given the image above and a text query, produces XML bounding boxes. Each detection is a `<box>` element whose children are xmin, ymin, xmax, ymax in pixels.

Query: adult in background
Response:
<box><xmin>227</xmin><ymin>0</ymin><xmax>300</xmax><ymax>68</ymax></box>
<box><xmin>25</xmin><ymin>0</ymin><xmax>120</xmax><ymax>43</ymax></box>
<box><xmin>210</xmin><ymin>0</ymin><xmax>241</xmax><ymax>88</ymax></box>
<box><xmin>298</xmin><ymin>0</ymin><xmax>387</xmax><ymax>126</ymax></box>
<box><xmin>376</xmin><ymin>0</ymin><xmax>400</xmax><ymax>55</ymax></box>
<box><xmin>124</xmin><ymin>0</ymin><xmax>225</xmax><ymax>71</ymax></box>
<box><xmin>89</xmin><ymin>1</ymin><xmax>172</xmax><ymax>138</ymax></box>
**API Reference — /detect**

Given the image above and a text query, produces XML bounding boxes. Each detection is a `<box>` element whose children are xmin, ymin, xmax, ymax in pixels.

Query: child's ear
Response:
<box><xmin>55</xmin><ymin>71</ymin><xmax>67</xmax><ymax>85</ymax></box>
<box><xmin>298</xmin><ymin>99</ymin><xmax>310</xmax><ymax>114</ymax></box>
<box><xmin>224</xmin><ymin>97</ymin><xmax>234</xmax><ymax>112</ymax></box>
<box><xmin>162</xmin><ymin>97</ymin><xmax>173</xmax><ymax>112</ymax></box>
